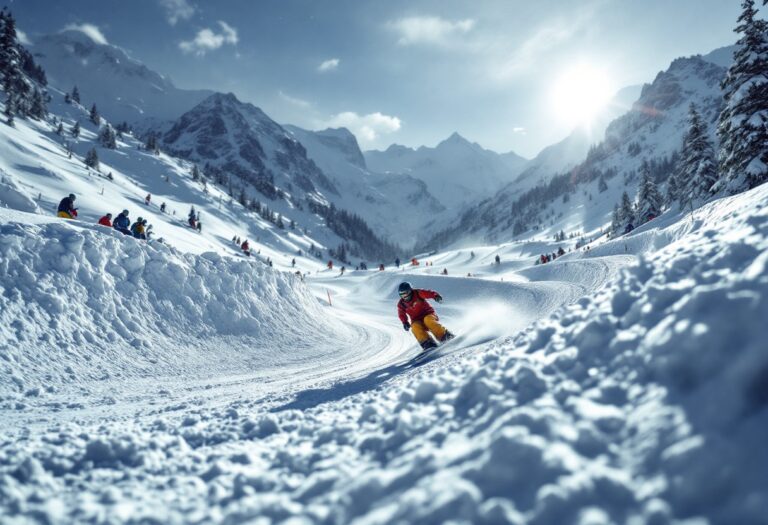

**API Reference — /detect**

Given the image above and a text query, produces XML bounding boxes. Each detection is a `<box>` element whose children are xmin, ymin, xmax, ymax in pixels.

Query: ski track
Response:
<box><xmin>4</xmin><ymin>251</ymin><xmax>634</xmax><ymax>434</ymax></box>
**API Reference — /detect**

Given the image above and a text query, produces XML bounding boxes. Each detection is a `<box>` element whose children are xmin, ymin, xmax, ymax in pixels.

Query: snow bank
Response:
<box><xmin>0</xmin><ymin>171</ymin><xmax>39</xmax><ymax>214</ymax></box>
<box><xmin>0</xmin><ymin>213</ymin><xmax>335</xmax><ymax>395</ymax></box>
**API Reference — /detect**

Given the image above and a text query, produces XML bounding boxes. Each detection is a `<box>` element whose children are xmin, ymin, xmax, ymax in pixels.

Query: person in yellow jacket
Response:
<box><xmin>56</xmin><ymin>194</ymin><xmax>77</xmax><ymax>219</ymax></box>
<box><xmin>130</xmin><ymin>217</ymin><xmax>147</xmax><ymax>240</ymax></box>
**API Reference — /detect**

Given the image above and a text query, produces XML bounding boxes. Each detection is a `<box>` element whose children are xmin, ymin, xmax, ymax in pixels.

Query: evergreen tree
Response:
<box><xmin>276</xmin><ymin>215</ymin><xmax>285</xmax><ymax>229</ymax></box>
<box><xmin>598</xmin><ymin>174</ymin><xmax>608</xmax><ymax>193</ymax></box>
<box><xmin>29</xmin><ymin>88</ymin><xmax>46</xmax><ymax>119</ymax></box>
<box><xmin>145</xmin><ymin>132</ymin><xmax>159</xmax><ymax>154</ymax></box>
<box><xmin>0</xmin><ymin>10</ymin><xmax>25</xmax><ymax>125</ymax></box>
<box><xmin>55</xmin><ymin>122</ymin><xmax>63</xmax><ymax>135</ymax></box>
<box><xmin>99</xmin><ymin>123</ymin><xmax>117</xmax><ymax>149</ymax></box>
<box><xmin>619</xmin><ymin>190</ymin><xmax>635</xmax><ymax>227</ymax></box>
<box><xmin>717</xmin><ymin>0</ymin><xmax>768</xmax><ymax>193</ymax></box>
<box><xmin>636</xmin><ymin>165</ymin><xmax>663</xmax><ymax>223</ymax></box>
<box><xmin>192</xmin><ymin>164</ymin><xmax>201</xmax><ymax>182</ymax></box>
<box><xmin>71</xmin><ymin>120</ymin><xmax>80</xmax><ymax>138</ymax></box>
<box><xmin>89</xmin><ymin>103</ymin><xmax>100</xmax><ymax>126</ymax></box>
<box><xmin>610</xmin><ymin>204</ymin><xmax>622</xmax><ymax>234</ymax></box>
<box><xmin>678</xmin><ymin>103</ymin><xmax>718</xmax><ymax>209</ymax></box>
<box><xmin>84</xmin><ymin>147</ymin><xmax>99</xmax><ymax>170</ymax></box>
<box><xmin>71</xmin><ymin>85</ymin><xmax>80</xmax><ymax>104</ymax></box>
<box><xmin>665</xmin><ymin>171</ymin><xmax>680</xmax><ymax>208</ymax></box>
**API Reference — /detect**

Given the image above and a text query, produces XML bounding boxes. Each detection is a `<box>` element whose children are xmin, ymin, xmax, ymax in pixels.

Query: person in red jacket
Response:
<box><xmin>397</xmin><ymin>281</ymin><xmax>454</xmax><ymax>351</ymax></box>
<box><xmin>97</xmin><ymin>213</ymin><xmax>112</xmax><ymax>227</ymax></box>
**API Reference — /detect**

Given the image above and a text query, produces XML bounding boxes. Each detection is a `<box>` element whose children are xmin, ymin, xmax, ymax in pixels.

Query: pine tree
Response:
<box><xmin>0</xmin><ymin>10</ymin><xmax>25</xmax><ymax>125</ymax></box>
<box><xmin>192</xmin><ymin>164</ymin><xmax>201</xmax><ymax>181</ymax></box>
<box><xmin>29</xmin><ymin>88</ymin><xmax>46</xmax><ymax>119</ymax></box>
<box><xmin>619</xmin><ymin>190</ymin><xmax>635</xmax><ymax>227</ymax></box>
<box><xmin>71</xmin><ymin>85</ymin><xmax>80</xmax><ymax>104</ymax></box>
<box><xmin>598</xmin><ymin>174</ymin><xmax>608</xmax><ymax>193</ymax></box>
<box><xmin>276</xmin><ymin>215</ymin><xmax>285</xmax><ymax>229</ymax></box>
<box><xmin>89</xmin><ymin>103</ymin><xmax>100</xmax><ymax>126</ymax></box>
<box><xmin>636</xmin><ymin>165</ymin><xmax>663</xmax><ymax>223</ymax></box>
<box><xmin>610</xmin><ymin>204</ymin><xmax>621</xmax><ymax>234</ymax></box>
<box><xmin>84</xmin><ymin>147</ymin><xmax>100</xmax><ymax>170</ymax></box>
<box><xmin>665</xmin><ymin>171</ymin><xmax>680</xmax><ymax>208</ymax></box>
<box><xmin>99</xmin><ymin>123</ymin><xmax>117</xmax><ymax>149</ymax></box>
<box><xmin>678</xmin><ymin>103</ymin><xmax>718</xmax><ymax>209</ymax></box>
<box><xmin>145</xmin><ymin>132</ymin><xmax>159</xmax><ymax>154</ymax></box>
<box><xmin>717</xmin><ymin>0</ymin><xmax>768</xmax><ymax>193</ymax></box>
<box><xmin>56</xmin><ymin>122</ymin><xmax>63</xmax><ymax>135</ymax></box>
<box><xmin>71</xmin><ymin>120</ymin><xmax>80</xmax><ymax>138</ymax></box>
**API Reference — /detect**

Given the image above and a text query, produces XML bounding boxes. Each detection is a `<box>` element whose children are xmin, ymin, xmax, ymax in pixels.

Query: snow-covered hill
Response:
<box><xmin>365</xmin><ymin>132</ymin><xmax>527</xmax><ymax>209</ymax></box>
<box><xmin>1</xmin><ymin>162</ymin><xmax>766</xmax><ymax>524</ymax></box>
<box><xmin>31</xmin><ymin>30</ymin><xmax>212</xmax><ymax>126</ymax></box>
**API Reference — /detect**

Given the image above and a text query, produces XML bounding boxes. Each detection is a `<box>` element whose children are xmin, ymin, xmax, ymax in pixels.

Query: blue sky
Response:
<box><xmin>10</xmin><ymin>0</ymin><xmax>742</xmax><ymax>157</ymax></box>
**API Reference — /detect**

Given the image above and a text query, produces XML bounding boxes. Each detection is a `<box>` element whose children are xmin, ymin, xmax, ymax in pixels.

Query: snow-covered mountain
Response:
<box><xmin>427</xmin><ymin>52</ymin><xmax>728</xmax><ymax>249</ymax></box>
<box><xmin>31</xmin><ymin>30</ymin><xmax>212</xmax><ymax>126</ymax></box>
<box><xmin>163</xmin><ymin>92</ymin><xmax>336</xmax><ymax>199</ymax></box>
<box><xmin>285</xmin><ymin>125</ymin><xmax>447</xmax><ymax>245</ymax></box>
<box><xmin>365</xmin><ymin>133</ymin><xmax>527</xmax><ymax>209</ymax></box>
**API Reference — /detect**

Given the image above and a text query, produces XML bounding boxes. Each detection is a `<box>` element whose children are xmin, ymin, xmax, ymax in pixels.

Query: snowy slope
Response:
<box><xmin>1</xmin><ymin>167</ymin><xmax>766</xmax><ymax>524</ymax></box>
<box><xmin>365</xmin><ymin>133</ymin><xmax>526</xmax><ymax>209</ymax></box>
<box><xmin>285</xmin><ymin>125</ymin><xmax>447</xmax><ymax>245</ymax></box>
<box><xmin>0</xmin><ymin>87</ymin><xmax>350</xmax><ymax>274</ymax></box>
<box><xmin>31</xmin><ymin>30</ymin><xmax>212</xmax><ymax>126</ymax></box>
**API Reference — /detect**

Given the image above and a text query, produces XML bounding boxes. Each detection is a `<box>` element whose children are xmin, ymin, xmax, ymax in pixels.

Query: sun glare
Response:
<box><xmin>550</xmin><ymin>63</ymin><xmax>615</xmax><ymax>129</ymax></box>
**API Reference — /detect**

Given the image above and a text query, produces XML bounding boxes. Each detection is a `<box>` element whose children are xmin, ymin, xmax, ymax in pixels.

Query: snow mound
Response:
<box><xmin>0</xmin><ymin>213</ymin><xmax>334</xmax><ymax>395</ymax></box>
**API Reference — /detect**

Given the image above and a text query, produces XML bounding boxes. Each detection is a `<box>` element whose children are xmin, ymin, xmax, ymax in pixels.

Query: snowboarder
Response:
<box><xmin>340</xmin><ymin>266</ymin><xmax>345</xmax><ymax>276</ymax></box>
<box><xmin>495</xmin><ymin>254</ymin><xmax>501</xmax><ymax>265</ymax></box>
<box><xmin>397</xmin><ymin>282</ymin><xmax>454</xmax><ymax>351</ymax></box>
<box><xmin>131</xmin><ymin>217</ymin><xmax>147</xmax><ymax>239</ymax></box>
<box><xmin>98</xmin><ymin>213</ymin><xmax>112</xmax><ymax>227</ymax></box>
<box><xmin>291</xmin><ymin>258</ymin><xmax>296</xmax><ymax>268</ymax></box>
<box><xmin>160</xmin><ymin>202</ymin><xmax>166</xmax><ymax>213</ymax></box>
<box><xmin>327</xmin><ymin>260</ymin><xmax>333</xmax><ymax>270</ymax></box>
<box><xmin>395</xmin><ymin>257</ymin><xmax>401</xmax><ymax>268</ymax></box>
<box><xmin>557</xmin><ymin>246</ymin><xmax>565</xmax><ymax>257</ymax></box>
<box><xmin>379</xmin><ymin>264</ymin><xmax>385</xmax><ymax>271</ymax></box>
<box><xmin>241</xmin><ymin>240</ymin><xmax>250</xmax><ymax>255</ymax></box>
<box><xmin>145</xmin><ymin>194</ymin><xmax>151</xmax><ymax>206</ymax></box>
<box><xmin>411</xmin><ymin>258</ymin><xmax>419</xmax><ymax>266</ymax></box>
<box><xmin>113</xmin><ymin>210</ymin><xmax>131</xmax><ymax>235</ymax></box>
<box><xmin>196</xmin><ymin>221</ymin><xmax>202</xmax><ymax>232</ymax></box>
<box><xmin>442</xmin><ymin>268</ymin><xmax>448</xmax><ymax>275</ymax></box>
<box><xmin>57</xmin><ymin>194</ymin><xmax>77</xmax><ymax>219</ymax></box>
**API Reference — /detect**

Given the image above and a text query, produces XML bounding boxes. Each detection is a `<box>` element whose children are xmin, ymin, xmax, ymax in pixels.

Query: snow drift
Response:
<box><xmin>0</xmin><ymin>211</ymin><xmax>339</xmax><ymax>395</ymax></box>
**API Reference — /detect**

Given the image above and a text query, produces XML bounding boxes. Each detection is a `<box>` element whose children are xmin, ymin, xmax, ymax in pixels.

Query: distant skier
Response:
<box><xmin>340</xmin><ymin>266</ymin><xmax>345</xmax><ymax>276</ymax></box>
<box><xmin>57</xmin><ymin>194</ymin><xmax>77</xmax><ymax>219</ymax></box>
<box><xmin>291</xmin><ymin>258</ymin><xmax>296</xmax><ymax>268</ymax></box>
<box><xmin>397</xmin><ymin>282</ymin><xmax>454</xmax><ymax>351</ymax></box>
<box><xmin>160</xmin><ymin>202</ymin><xmax>166</xmax><ymax>213</ymax></box>
<box><xmin>196</xmin><ymin>220</ymin><xmax>202</xmax><ymax>232</ymax></box>
<box><xmin>327</xmin><ymin>260</ymin><xmax>333</xmax><ymax>270</ymax></box>
<box><xmin>495</xmin><ymin>254</ymin><xmax>501</xmax><ymax>265</ymax></box>
<box><xmin>557</xmin><ymin>246</ymin><xmax>565</xmax><ymax>257</ymax></box>
<box><xmin>241</xmin><ymin>240</ymin><xmax>250</xmax><ymax>256</ymax></box>
<box><xmin>98</xmin><ymin>213</ymin><xmax>112</xmax><ymax>227</ymax></box>
<box><xmin>113</xmin><ymin>210</ymin><xmax>131</xmax><ymax>235</ymax></box>
<box><xmin>395</xmin><ymin>257</ymin><xmax>401</xmax><ymax>268</ymax></box>
<box><xmin>442</xmin><ymin>268</ymin><xmax>448</xmax><ymax>275</ymax></box>
<box><xmin>145</xmin><ymin>193</ymin><xmax>151</xmax><ymax>206</ymax></box>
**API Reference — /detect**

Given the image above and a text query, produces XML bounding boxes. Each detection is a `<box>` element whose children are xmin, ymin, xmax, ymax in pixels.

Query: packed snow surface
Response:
<box><xmin>1</xmin><ymin>182</ymin><xmax>767</xmax><ymax>524</ymax></box>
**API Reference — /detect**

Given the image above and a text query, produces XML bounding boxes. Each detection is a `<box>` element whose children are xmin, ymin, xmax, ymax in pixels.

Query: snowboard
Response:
<box><xmin>410</xmin><ymin>334</ymin><xmax>464</xmax><ymax>364</ymax></box>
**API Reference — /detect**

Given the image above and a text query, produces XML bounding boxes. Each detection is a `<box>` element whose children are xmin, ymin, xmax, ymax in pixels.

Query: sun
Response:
<box><xmin>550</xmin><ymin>63</ymin><xmax>615</xmax><ymax>129</ymax></box>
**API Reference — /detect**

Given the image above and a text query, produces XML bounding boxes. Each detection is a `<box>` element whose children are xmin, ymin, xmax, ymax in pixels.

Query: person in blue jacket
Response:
<box><xmin>113</xmin><ymin>209</ymin><xmax>131</xmax><ymax>235</ymax></box>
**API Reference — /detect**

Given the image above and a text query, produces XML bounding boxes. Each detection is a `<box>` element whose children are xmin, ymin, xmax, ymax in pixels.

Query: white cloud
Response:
<box><xmin>279</xmin><ymin>91</ymin><xmax>312</xmax><ymax>109</ymax></box>
<box><xmin>512</xmin><ymin>127</ymin><xmax>527</xmax><ymax>135</ymax></box>
<box><xmin>324</xmin><ymin>111</ymin><xmax>401</xmax><ymax>145</ymax></box>
<box><xmin>17</xmin><ymin>29</ymin><xmax>31</xmax><ymax>46</ymax></box>
<box><xmin>160</xmin><ymin>0</ymin><xmax>196</xmax><ymax>26</ymax></box>
<box><xmin>63</xmin><ymin>23</ymin><xmax>109</xmax><ymax>45</ymax></box>
<box><xmin>390</xmin><ymin>16</ymin><xmax>475</xmax><ymax>46</ymax></box>
<box><xmin>179</xmin><ymin>21</ymin><xmax>238</xmax><ymax>56</ymax></box>
<box><xmin>318</xmin><ymin>58</ymin><xmax>340</xmax><ymax>73</ymax></box>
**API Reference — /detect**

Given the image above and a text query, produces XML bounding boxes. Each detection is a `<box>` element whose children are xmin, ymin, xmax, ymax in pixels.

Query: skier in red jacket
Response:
<box><xmin>397</xmin><ymin>281</ymin><xmax>454</xmax><ymax>351</ymax></box>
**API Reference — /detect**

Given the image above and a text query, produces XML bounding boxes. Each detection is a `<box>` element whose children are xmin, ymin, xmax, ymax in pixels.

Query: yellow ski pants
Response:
<box><xmin>411</xmin><ymin>314</ymin><xmax>447</xmax><ymax>343</ymax></box>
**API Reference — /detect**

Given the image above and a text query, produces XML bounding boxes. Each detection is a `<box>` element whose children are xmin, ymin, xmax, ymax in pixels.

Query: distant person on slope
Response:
<box><xmin>241</xmin><ymin>240</ymin><xmax>250</xmax><ymax>256</ymax></box>
<box><xmin>98</xmin><ymin>213</ymin><xmax>112</xmax><ymax>227</ymax></box>
<box><xmin>113</xmin><ymin>210</ymin><xmax>131</xmax><ymax>235</ymax></box>
<box><xmin>145</xmin><ymin>194</ymin><xmax>151</xmax><ymax>206</ymax></box>
<box><xmin>57</xmin><ymin>194</ymin><xmax>77</xmax><ymax>219</ymax></box>
<box><xmin>397</xmin><ymin>282</ymin><xmax>454</xmax><ymax>351</ymax></box>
